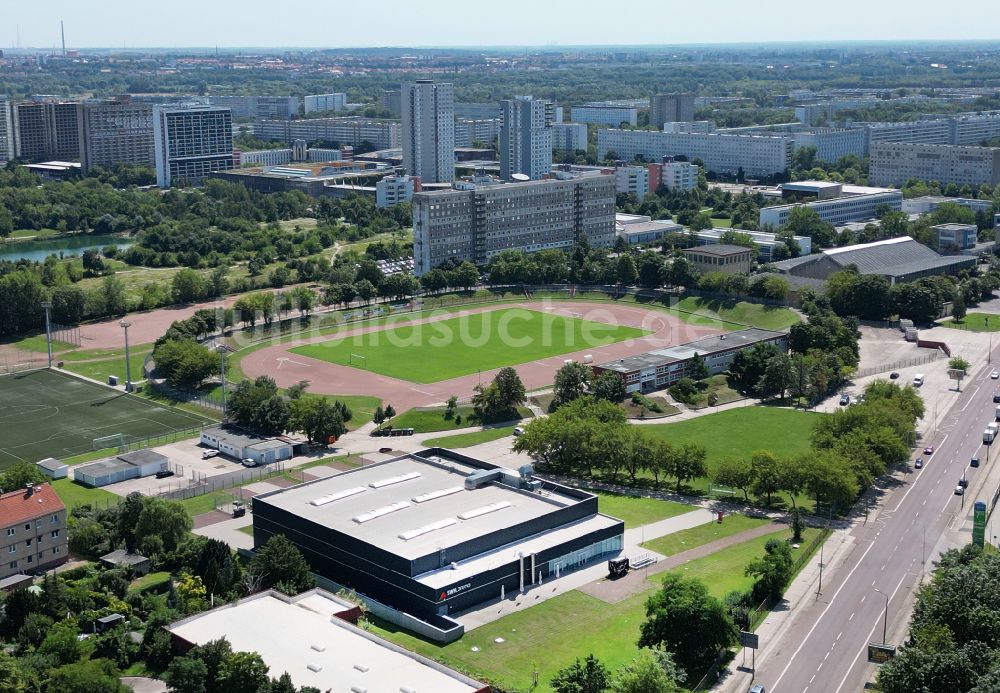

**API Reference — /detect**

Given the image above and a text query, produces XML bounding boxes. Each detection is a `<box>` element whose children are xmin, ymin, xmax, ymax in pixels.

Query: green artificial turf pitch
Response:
<box><xmin>290</xmin><ymin>308</ymin><xmax>650</xmax><ymax>383</ymax></box>
<box><xmin>0</xmin><ymin>369</ymin><xmax>216</xmax><ymax>466</ymax></box>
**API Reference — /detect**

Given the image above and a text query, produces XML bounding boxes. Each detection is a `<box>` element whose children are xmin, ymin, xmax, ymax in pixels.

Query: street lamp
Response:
<box><xmin>874</xmin><ymin>588</ymin><xmax>890</xmax><ymax>645</ymax></box>
<box><xmin>40</xmin><ymin>301</ymin><xmax>53</xmax><ymax>369</ymax></box>
<box><xmin>120</xmin><ymin>320</ymin><xmax>132</xmax><ymax>392</ymax></box>
<box><xmin>216</xmin><ymin>344</ymin><xmax>228</xmax><ymax>421</ymax></box>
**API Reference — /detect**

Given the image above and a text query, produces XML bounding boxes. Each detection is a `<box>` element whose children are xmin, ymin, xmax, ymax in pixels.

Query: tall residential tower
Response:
<box><xmin>153</xmin><ymin>105</ymin><xmax>233</xmax><ymax>187</ymax></box>
<box><xmin>401</xmin><ymin>80</ymin><xmax>454</xmax><ymax>184</ymax></box>
<box><xmin>499</xmin><ymin>95</ymin><xmax>554</xmax><ymax>181</ymax></box>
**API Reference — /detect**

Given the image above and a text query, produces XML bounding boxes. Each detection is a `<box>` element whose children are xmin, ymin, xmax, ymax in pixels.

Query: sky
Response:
<box><xmin>5</xmin><ymin>0</ymin><xmax>999</xmax><ymax>50</ymax></box>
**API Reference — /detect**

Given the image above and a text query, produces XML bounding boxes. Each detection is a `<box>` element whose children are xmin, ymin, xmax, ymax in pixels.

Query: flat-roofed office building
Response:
<box><xmin>153</xmin><ymin>105</ymin><xmax>234</xmax><ymax>187</ymax></box>
<box><xmin>78</xmin><ymin>99</ymin><xmax>155</xmax><ymax>173</ymax></box>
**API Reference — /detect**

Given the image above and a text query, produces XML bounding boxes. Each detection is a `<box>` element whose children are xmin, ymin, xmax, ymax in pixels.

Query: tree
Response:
<box><xmin>472</xmin><ymin>367</ymin><xmax>526</xmax><ymax>421</ymax></box>
<box><xmin>354</xmin><ymin>279</ymin><xmax>377</xmax><ymax>305</ymax></box>
<box><xmin>688</xmin><ymin>353</ymin><xmax>709</xmax><ymax>381</ymax></box>
<box><xmin>0</xmin><ymin>461</ymin><xmax>48</xmax><ymax>493</ymax></box>
<box><xmin>890</xmin><ymin>280</ymin><xmax>945</xmax><ymax>324</ymax></box>
<box><xmin>713</xmin><ymin>457</ymin><xmax>754</xmax><ymax>502</ymax></box>
<box><xmin>638</xmin><ymin>574</ymin><xmax>737</xmax><ymax>678</ymax></box>
<box><xmin>450</xmin><ymin>261</ymin><xmax>480</xmax><ymax>290</ymax></box>
<box><xmin>783</xmin><ymin>206</ymin><xmax>834</xmax><ymax>247</ymax></box>
<box><xmin>228</xmin><ymin>376</ymin><xmax>290</xmax><ymax>435</ymax></box>
<box><xmin>745</xmin><ymin>538</ymin><xmax>794</xmax><ymax>602</ymax></box>
<box><xmin>757</xmin><ymin>353</ymin><xmax>793</xmax><ymax>401</ymax></box>
<box><xmin>952</xmin><ymin>291</ymin><xmax>967</xmax><ymax>322</ymax></box>
<box><xmin>373</xmin><ymin>405</ymin><xmax>385</xmax><ymax>429</ymax></box>
<box><xmin>750</xmin><ymin>451</ymin><xmax>781</xmax><ymax>505</ymax></box>
<box><xmin>949</xmin><ymin>356</ymin><xmax>971</xmax><ymax>372</ymax></box>
<box><xmin>616</xmin><ymin>254</ymin><xmax>639</xmax><ymax>286</ymax></box>
<box><xmin>134</xmin><ymin>496</ymin><xmax>194</xmax><ymax>555</ymax></box>
<box><xmin>153</xmin><ymin>338</ymin><xmax>220</xmax><ymax>388</ymax></box>
<box><xmin>592</xmin><ymin>371</ymin><xmax>627</xmax><ymax>404</ymax></box>
<box><xmin>669</xmin><ymin>444</ymin><xmax>707</xmax><ymax>494</ymax></box>
<box><xmin>39</xmin><ymin>619</ymin><xmax>87</xmax><ymax>666</ymax></box>
<box><xmin>164</xmin><ymin>655</ymin><xmax>208</xmax><ymax>693</ymax></box>
<box><xmin>663</xmin><ymin>256</ymin><xmax>698</xmax><ymax>288</ymax></box>
<box><xmin>551</xmin><ymin>654</ymin><xmax>610</xmax><ymax>693</ymax></box>
<box><xmin>172</xmin><ymin>268</ymin><xmax>209</xmax><ymax>304</ymax></box>
<box><xmin>218</xmin><ymin>651</ymin><xmax>271</xmax><ymax>693</ymax></box>
<box><xmin>249</xmin><ymin>534</ymin><xmax>314</xmax><ymax>594</ymax></box>
<box><xmin>610</xmin><ymin>649</ymin><xmax>682</xmax><ymax>693</ymax></box>
<box><xmin>289</xmin><ymin>397</ymin><xmax>348</xmax><ymax>445</ymax></box>
<box><xmin>0</xmin><ymin>651</ymin><xmax>25</xmax><ymax>693</ymax></box>
<box><xmin>803</xmin><ymin>451</ymin><xmax>860</xmax><ymax>512</ymax></box>
<box><xmin>552</xmin><ymin>361</ymin><xmax>591</xmax><ymax>411</ymax></box>
<box><xmin>729</xmin><ymin>342</ymin><xmax>781</xmax><ymax>395</ymax></box>
<box><xmin>45</xmin><ymin>660</ymin><xmax>129</xmax><ymax>693</ymax></box>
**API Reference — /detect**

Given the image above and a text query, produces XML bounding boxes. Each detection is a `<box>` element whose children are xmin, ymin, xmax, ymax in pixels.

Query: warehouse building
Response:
<box><xmin>769</xmin><ymin>235</ymin><xmax>976</xmax><ymax>284</ymax></box>
<box><xmin>593</xmin><ymin>328</ymin><xmax>789</xmax><ymax>394</ymax></box>
<box><xmin>168</xmin><ymin>589</ymin><xmax>489</xmax><ymax>693</ymax></box>
<box><xmin>73</xmin><ymin>450</ymin><xmax>169</xmax><ymax>488</ymax></box>
<box><xmin>251</xmin><ymin>450</ymin><xmax>624</xmax><ymax>624</ymax></box>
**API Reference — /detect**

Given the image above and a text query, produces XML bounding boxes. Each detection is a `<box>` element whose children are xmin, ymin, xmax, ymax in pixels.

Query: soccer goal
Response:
<box><xmin>92</xmin><ymin>433</ymin><xmax>129</xmax><ymax>452</ymax></box>
<box><xmin>349</xmin><ymin>353</ymin><xmax>368</xmax><ymax>369</ymax></box>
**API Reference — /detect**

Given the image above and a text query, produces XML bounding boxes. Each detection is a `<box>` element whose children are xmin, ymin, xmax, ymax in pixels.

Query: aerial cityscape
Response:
<box><xmin>1</xmin><ymin>3</ymin><xmax>1000</xmax><ymax>693</ymax></box>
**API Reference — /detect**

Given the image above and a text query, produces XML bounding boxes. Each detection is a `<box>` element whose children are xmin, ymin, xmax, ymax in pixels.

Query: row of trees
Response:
<box><xmin>513</xmin><ymin>397</ymin><xmax>708</xmax><ymax>492</ymax></box>
<box><xmin>227</xmin><ymin>376</ymin><xmax>352</xmax><ymax>444</ymax></box>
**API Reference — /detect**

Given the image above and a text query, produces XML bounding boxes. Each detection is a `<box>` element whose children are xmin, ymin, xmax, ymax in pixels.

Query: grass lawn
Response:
<box><xmin>177</xmin><ymin>492</ymin><xmax>238</xmax><ymax>518</ymax></box>
<box><xmin>61</xmin><ymin>348</ymin><xmax>153</xmax><ymax>385</ymax></box>
<box><xmin>129</xmin><ymin>571</ymin><xmax>171</xmax><ymax>593</ymax></box>
<box><xmin>424</xmin><ymin>426</ymin><xmax>518</xmax><ymax>448</ymax></box>
<box><xmin>596</xmin><ymin>492</ymin><xmax>694</xmax><ymax>528</ymax></box>
<box><xmin>642</xmin><ymin>407</ymin><xmax>823</xmax><ymax>497</ymax></box>
<box><xmin>621</xmin><ymin>394</ymin><xmax>680</xmax><ymax>419</ymax></box>
<box><xmin>710</xmin><ymin>217</ymin><xmax>733</xmax><ymax>228</ymax></box>
<box><xmin>670</xmin><ymin>526</ymin><xmax>818</xmax><ymax>599</ymax></box>
<box><xmin>4</xmin><ymin>334</ymin><xmax>79</xmax><ymax>353</ymax></box>
<box><xmin>290</xmin><ymin>308</ymin><xmax>649</xmax><ymax>383</ymax></box>
<box><xmin>641</xmin><ymin>513</ymin><xmax>771</xmax><ymax>558</ymax></box>
<box><xmin>675</xmin><ymin>297</ymin><xmax>801</xmax><ymax>332</ymax></box>
<box><xmin>942</xmin><ymin>312</ymin><xmax>1000</xmax><ymax>332</ymax></box>
<box><xmin>392</xmin><ymin>405</ymin><xmax>532</xmax><ymax>434</ymax></box>
<box><xmin>51</xmin><ymin>478</ymin><xmax>120</xmax><ymax>512</ymax></box>
<box><xmin>237</xmin><ymin>525</ymin><xmax>255</xmax><ymax>536</ymax></box>
<box><xmin>687</xmin><ymin>373</ymin><xmax>744</xmax><ymax>410</ymax></box>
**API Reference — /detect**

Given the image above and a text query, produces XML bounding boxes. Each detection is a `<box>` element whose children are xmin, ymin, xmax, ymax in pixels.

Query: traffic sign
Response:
<box><xmin>867</xmin><ymin>643</ymin><xmax>896</xmax><ymax>664</ymax></box>
<box><xmin>739</xmin><ymin>631</ymin><xmax>759</xmax><ymax>649</ymax></box>
<box><xmin>973</xmin><ymin>500</ymin><xmax>987</xmax><ymax>548</ymax></box>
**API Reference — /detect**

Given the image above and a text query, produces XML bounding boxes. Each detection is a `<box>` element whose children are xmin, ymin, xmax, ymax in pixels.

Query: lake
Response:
<box><xmin>0</xmin><ymin>235</ymin><xmax>133</xmax><ymax>263</ymax></box>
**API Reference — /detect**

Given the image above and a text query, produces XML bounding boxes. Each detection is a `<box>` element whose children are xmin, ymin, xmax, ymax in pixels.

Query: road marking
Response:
<box><xmin>837</xmin><ymin>631</ymin><xmax>843</xmax><ymax>641</ymax></box>
<box><xmin>834</xmin><ymin>571</ymin><xmax>910</xmax><ymax>693</ymax></box>
<box><xmin>849</xmin><ymin>612</ymin><xmax>855</xmax><ymax>621</ymax></box>
<box><xmin>824</xmin><ymin>652</ymin><xmax>830</xmax><ymax>661</ymax></box>
<box><xmin>771</xmin><ymin>536</ymin><xmax>881</xmax><ymax>691</ymax></box>
<box><xmin>810</xmin><ymin>674</ymin><xmax>816</xmax><ymax>683</ymax></box>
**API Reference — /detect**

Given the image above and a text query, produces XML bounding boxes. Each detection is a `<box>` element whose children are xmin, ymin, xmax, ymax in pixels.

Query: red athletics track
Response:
<box><xmin>238</xmin><ymin>300</ymin><xmax>726</xmax><ymax>411</ymax></box>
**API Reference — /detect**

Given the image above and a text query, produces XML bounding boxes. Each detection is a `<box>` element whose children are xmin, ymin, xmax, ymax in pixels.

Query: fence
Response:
<box><xmin>0</xmin><ymin>348</ymin><xmax>47</xmax><ymax>376</ymax></box>
<box><xmin>854</xmin><ymin>350</ymin><xmax>940</xmax><ymax>378</ymax></box>
<box><xmin>156</xmin><ymin>461</ymin><xmax>289</xmax><ymax>502</ymax></box>
<box><xmin>119</xmin><ymin>425</ymin><xmax>213</xmax><ymax>454</ymax></box>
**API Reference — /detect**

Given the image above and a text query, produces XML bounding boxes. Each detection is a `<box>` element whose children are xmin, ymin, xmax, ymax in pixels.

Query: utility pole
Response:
<box><xmin>40</xmin><ymin>301</ymin><xmax>53</xmax><ymax>369</ymax></box>
<box><xmin>120</xmin><ymin>320</ymin><xmax>132</xmax><ymax>392</ymax></box>
<box><xmin>218</xmin><ymin>345</ymin><xmax>228</xmax><ymax>421</ymax></box>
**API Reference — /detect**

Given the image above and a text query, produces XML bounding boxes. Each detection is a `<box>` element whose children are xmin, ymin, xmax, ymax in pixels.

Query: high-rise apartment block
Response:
<box><xmin>0</xmin><ymin>96</ymin><xmax>14</xmax><ymax>163</ymax></box>
<box><xmin>256</xmin><ymin>117</ymin><xmax>401</xmax><ymax>150</ymax></box>
<box><xmin>78</xmin><ymin>99</ymin><xmax>155</xmax><ymax>173</ymax></box>
<box><xmin>500</xmin><ymin>96</ymin><xmax>554</xmax><ymax>181</ymax></box>
<box><xmin>206</xmin><ymin>96</ymin><xmax>299</xmax><ymax>120</ymax></box>
<box><xmin>650</xmin><ymin>93</ymin><xmax>696</xmax><ymax>129</ymax></box>
<box><xmin>375</xmin><ymin>173</ymin><xmax>416</xmax><ymax>208</ymax></box>
<box><xmin>649</xmin><ymin>158</ymin><xmax>699</xmax><ymax>191</ymax></box>
<box><xmin>551</xmin><ymin>122</ymin><xmax>588</xmax><ymax>155</ymax></box>
<box><xmin>571</xmin><ymin>105</ymin><xmax>638</xmax><ymax>127</ymax></box>
<box><xmin>412</xmin><ymin>176</ymin><xmax>616</xmax><ymax>275</ymax></box>
<box><xmin>869</xmin><ymin>141</ymin><xmax>1000</xmax><ymax>189</ymax></box>
<box><xmin>14</xmin><ymin>101</ymin><xmax>81</xmax><ymax>161</ymax></box>
<box><xmin>153</xmin><ymin>105</ymin><xmax>234</xmax><ymax>187</ymax></box>
<box><xmin>402</xmin><ymin>80</ymin><xmax>455</xmax><ymax>184</ymax></box>
<box><xmin>304</xmin><ymin>94</ymin><xmax>347</xmax><ymax>114</ymax></box>
<box><xmin>379</xmin><ymin>89</ymin><xmax>402</xmax><ymax>116</ymax></box>
<box><xmin>454</xmin><ymin>118</ymin><xmax>501</xmax><ymax>148</ymax></box>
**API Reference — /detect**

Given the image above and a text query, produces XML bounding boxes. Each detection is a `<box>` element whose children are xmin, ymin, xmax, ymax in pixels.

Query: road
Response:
<box><xmin>754</xmin><ymin>365</ymin><xmax>1000</xmax><ymax>693</ymax></box>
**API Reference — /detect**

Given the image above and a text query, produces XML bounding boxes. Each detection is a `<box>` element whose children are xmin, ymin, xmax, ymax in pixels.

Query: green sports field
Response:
<box><xmin>290</xmin><ymin>308</ymin><xmax>650</xmax><ymax>383</ymax></box>
<box><xmin>0</xmin><ymin>369</ymin><xmax>217</xmax><ymax>466</ymax></box>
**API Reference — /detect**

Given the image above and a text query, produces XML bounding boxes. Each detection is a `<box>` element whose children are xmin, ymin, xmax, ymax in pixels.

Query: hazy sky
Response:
<box><xmin>6</xmin><ymin>0</ymin><xmax>999</xmax><ymax>49</ymax></box>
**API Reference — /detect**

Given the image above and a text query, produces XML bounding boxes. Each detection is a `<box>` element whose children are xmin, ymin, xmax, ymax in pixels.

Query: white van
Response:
<box><xmin>913</xmin><ymin>374</ymin><xmax>925</xmax><ymax>387</ymax></box>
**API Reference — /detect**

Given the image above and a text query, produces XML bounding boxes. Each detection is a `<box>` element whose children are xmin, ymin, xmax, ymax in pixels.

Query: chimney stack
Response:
<box><xmin>25</xmin><ymin>483</ymin><xmax>34</xmax><ymax>497</ymax></box>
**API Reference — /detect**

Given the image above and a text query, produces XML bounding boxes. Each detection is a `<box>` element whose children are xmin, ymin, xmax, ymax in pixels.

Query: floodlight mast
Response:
<box><xmin>120</xmin><ymin>320</ymin><xmax>132</xmax><ymax>392</ymax></box>
<box><xmin>41</xmin><ymin>302</ymin><xmax>53</xmax><ymax>369</ymax></box>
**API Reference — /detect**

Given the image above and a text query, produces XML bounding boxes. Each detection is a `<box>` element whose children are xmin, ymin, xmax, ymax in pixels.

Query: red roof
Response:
<box><xmin>0</xmin><ymin>484</ymin><xmax>65</xmax><ymax>528</ymax></box>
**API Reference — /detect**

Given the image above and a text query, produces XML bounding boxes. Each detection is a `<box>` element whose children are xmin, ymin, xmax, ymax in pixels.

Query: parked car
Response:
<box><xmin>994</xmin><ymin>392</ymin><xmax>1000</xmax><ymax>404</ymax></box>
<box><xmin>241</xmin><ymin>458</ymin><xmax>258</xmax><ymax>468</ymax></box>
<box><xmin>202</xmin><ymin>450</ymin><xmax>218</xmax><ymax>459</ymax></box>
<box><xmin>924</xmin><ymin>445</ymin><xmax>935</xmax><ymax>455</ymax></box>
<box><xmin>378</xmin><ymin>447</ymin><xmax>393</xmax><ymax>454</ymax></box>
<box><xmin>914</xmin><ymin>458</ymin><xmax>923</xmax><ymax>469</ymax></box>
<box><xmin>750</xmin><ymin>685</ymin><xmax>766</xmax><ymax>693</ymax></box>
<box><xmin>889</xmin><ymin>371</ymin><xmax>900</xmax><ymax>379</ymax></box>
<box><xmin>913</xmin><ymin>374</ymin><xmax>925</xmax><ymax>387</ymax></box>
<box><xmin>993</xmin><ymin>370</ymin><xmax>1000</xmax><ymax>380</ymax></box>
<box><xmin>959</xmin><ymin>477</ymin><xmax>969</xmax><ymax>488</ymax></box>
<box><xmin>971</xmin><ymin>456</ymin><xmax>981</xmax><ymax>468</ymax></box>
<box><xmin>955</xmin><ymin>485</ymin><xmax>965</xmax><ymax>496</ymax></box>
<box><xmin>155</xmin><ymin>470</ymin><xmax>174</xmax><ymax>479</ymax></box>
<box><xmin>839</xmin><ymin>394</ymin><xmax>851</xmax><ymax>406</ymax></box>
<box><xmin>513</xmin><ymin>426</ymin><xmax>525</xmax><ymax>436</ymax></box>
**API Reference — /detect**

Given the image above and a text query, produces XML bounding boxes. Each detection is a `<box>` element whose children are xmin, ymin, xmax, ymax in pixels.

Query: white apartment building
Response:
<box><xmin>304</xmin><ymin>94</ymin><xmax>347</xmax><ymax>114</ymax></box>
<box><xmin>571</xmin><ymin>105</ymin><xmax>638</xmax><ymax>127</ymax></box>
<box><xmin>500</xmin><ymin>96</ymin><xmax>553</xmax><ymax>181</ymax></box>
<box><xmin>598</xmin><ymin>129</ymin><xmax>792</xmax><ymax>177</ymax></box>
<box><xmin>207</xmin><ymin>96</ymin><xmax>300</xmax><ymax>120</ymax></box>
<box><xmin>869</xmin><ymin>141</ymin><xmax>1000</xmax><ymax>188</ymax></box>
<box><xmin>651</xmin><ymin>159</ymin><xmax>699</xmax><ymax>191</ymax></box>
<box><xmin>758</xmin><ymin>186</ymin><xmax>903</xmax><ymax>228</ymax></box>
<box><xmin>663</xmin><ymin>121</ymin><xmax>716</xmax><ymax>134</ymax></box>
<box><xmin>239</xmin><ymin>148</ymin><xmax>292</xmax><ymax>167</ymax></box>
<box><xmin>949</xmin><ymin>113</ymin><xmax>1000</xmax><ymax>145</ymax></box>
<box><xmin>256</xmin><ymin>118</ymin><xmax>401</xmax><ymax>150</ymax></box>
<box><xmin>551</xmin><ymin>123</ymin><xmax>587</xmax><ymax>154</ymax></box>
<box><xmin>375</xmin><ymin>174</ymin><xmax>415</xmax><ymax>208</ymax></box>
<box><xmin>77</xmin><ymin>100</ymin><xmax>156</xmax><ymax>173</ymax></box>
<box><xmin>454</xmin><ymin>103</ymin><xmax>500</xmax><ymax>120</ymax></box>
<box><xmin>402</xmin><ymin>80</ymin><xmax>455</xmax><ymax>184</ymax></box>
<box><xmin>454</xmin><ymin>118</ymin><xmax>500</xmax><ymax>148</ymax></box>
<box><xmin>0</xmin><ymin>96</ymin><xmax>15</xmax><ymax>163</ymax></box>
<box><xmin>863</xmin><ymin>120</ymin><xmax>952</xmax><ymax>147</ymax></box>
<box><xmin>412</xmin><ymin>176</ymin><xmax>616</xmax><ymax>274</ymax></box>
<box><xmin>613</xmin><ymin>165</ymin><xmax>649</xmax><ymax>197</ymax></box>
<box><xmin>306</xmin><ymin>148</ymin><xmax>343</xmax><ymax>162</ymax></box>
<box><xmin>153</xmin><ymin>105</ymin><xmax>234</xmax><ymax>187</ymax></box>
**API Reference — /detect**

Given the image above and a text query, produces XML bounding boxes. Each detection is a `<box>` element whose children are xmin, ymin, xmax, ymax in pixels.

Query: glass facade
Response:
<box><xmin>547</xmin><ymin>534</ymin><xmax>623</xmax><ymax>576</ymax></box>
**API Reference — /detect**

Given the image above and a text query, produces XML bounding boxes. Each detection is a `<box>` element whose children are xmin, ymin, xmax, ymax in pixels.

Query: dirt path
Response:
<box><xmin>238</xmin><ymin>300</ymin><xmax>723</xmax><ymax>410</ymax></box>
<box><xmin>578</xmin><ymin>522</ymin><xmax>788</xmax><ymax>604</ymax></box>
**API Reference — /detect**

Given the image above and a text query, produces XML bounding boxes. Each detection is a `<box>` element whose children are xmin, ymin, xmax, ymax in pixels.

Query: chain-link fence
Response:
<box><xmin>855</xmin><ymin>350</ymin><xmax>940</xmax><ymax>378</ymax></box>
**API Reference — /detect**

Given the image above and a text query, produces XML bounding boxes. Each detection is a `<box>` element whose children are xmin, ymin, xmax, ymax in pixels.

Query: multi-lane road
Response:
<box><xmin>752</xmin><ymin>366</ymin><xmax>1000</xmax><ymax>692</ymax></box>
